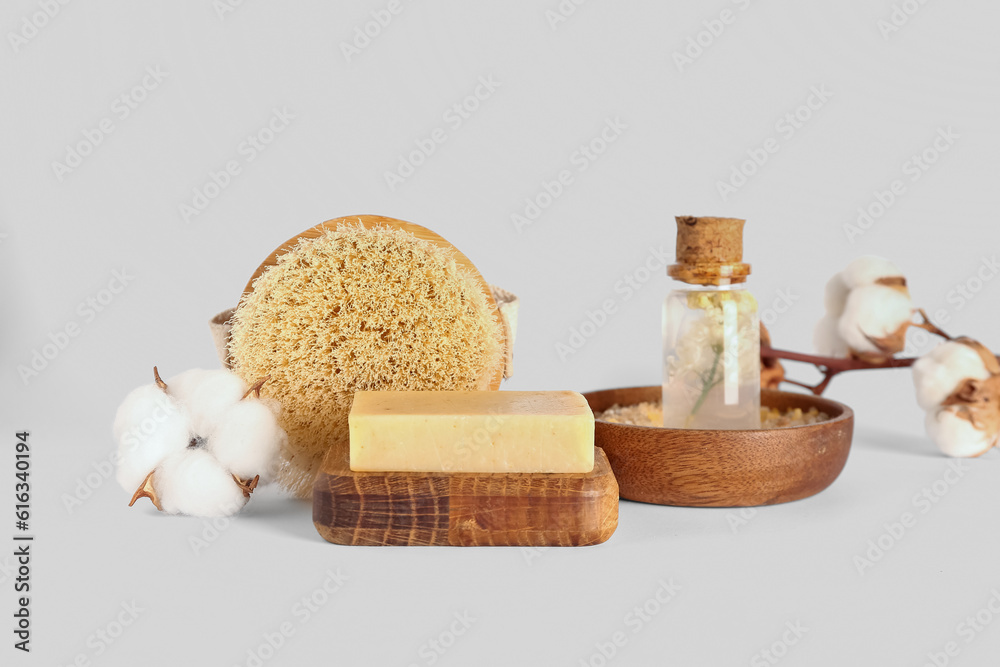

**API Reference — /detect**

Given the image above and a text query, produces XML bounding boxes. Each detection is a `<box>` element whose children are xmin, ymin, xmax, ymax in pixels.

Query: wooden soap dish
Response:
<box><xmin>584</xmin><ymin>387</ymin><xmax>854</xmax><ymax>507</ymax></box>
<box><xmin>313</xmin><ymin>447</ymin><xmax>619</xmax><ymax>547</ymax></box>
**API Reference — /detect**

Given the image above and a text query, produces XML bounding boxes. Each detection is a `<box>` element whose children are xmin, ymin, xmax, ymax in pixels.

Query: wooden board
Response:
<box><xmin>313</xmin><ymin>447</ymin><xmax>619</xmax><ymax>547</ymax></box>
<box><xmin>242</xmin><ymin>214</ymin><xmax>504</xmax><ymax>390</ymax></box>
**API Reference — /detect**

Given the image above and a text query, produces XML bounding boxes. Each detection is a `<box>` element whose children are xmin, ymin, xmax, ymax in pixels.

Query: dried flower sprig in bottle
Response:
<box><xmin>663</xmin><ymin>216</ymin><xmax>761</xmax><ymax>429</ymax></box>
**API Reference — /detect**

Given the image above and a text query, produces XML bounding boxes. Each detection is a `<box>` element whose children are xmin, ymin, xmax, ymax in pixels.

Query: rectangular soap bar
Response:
<box><xmin>349</xmin><ymin>390</ymin><xmax>595</xmax><ymax>473</ymax></box>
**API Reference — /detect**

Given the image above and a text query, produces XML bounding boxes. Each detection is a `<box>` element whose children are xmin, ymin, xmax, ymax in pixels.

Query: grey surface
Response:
<box><xmin>2</xmin><ymin>1</ymin><xmax>999</xmax><ymax>665</ymax></box>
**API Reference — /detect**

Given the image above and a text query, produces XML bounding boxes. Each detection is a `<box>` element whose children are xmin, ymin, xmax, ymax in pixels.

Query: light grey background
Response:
<box><xmin>2</xmin><ymin>1</ymin><xmax>999</xmax><ymax>665</ymax></box>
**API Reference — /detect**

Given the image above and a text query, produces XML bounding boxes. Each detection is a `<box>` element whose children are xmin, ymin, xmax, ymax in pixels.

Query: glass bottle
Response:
<box><xmin>662</xmin><ymin>216</ymin><xmax>761</xmax><ymax>429</ymax></box>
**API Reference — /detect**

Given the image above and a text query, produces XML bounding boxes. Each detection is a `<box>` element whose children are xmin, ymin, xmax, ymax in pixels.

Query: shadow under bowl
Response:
<box><xmin>583</xmin><ymin>386</ymin><xmax>854</xmax><ymax>507</ymax></box>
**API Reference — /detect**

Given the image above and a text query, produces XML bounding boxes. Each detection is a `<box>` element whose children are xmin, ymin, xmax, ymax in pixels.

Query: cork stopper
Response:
<box><xmin>667</xmin><ymin>216</ymin><xmax>751</xmax><ymax>285</ymax></box>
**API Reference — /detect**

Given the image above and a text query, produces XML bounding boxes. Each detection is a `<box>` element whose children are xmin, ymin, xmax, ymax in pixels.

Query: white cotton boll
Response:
<box><xmin>113</xmin><ymin>384</ymin><xmax>191</xmax><ymax>491</ymax></box>
<box><xmin>823</xmin><ymin>272</ymin><xmax>851</xmax><ymax>317</ymax></box>
<box><xmin>813</xmin><ymin>314</ymin><xmax>849</xmax><ymax>357</ymax></box>
<box><xmin>155</xmin><ymin>449</ymin><xmax>248</xmax><ymax>517</ymax></box>
<box><xmin>912</xmin><ymin>341</ymin><xmax>991</xmax><ymax>410</ymax></box>
<box><xmin>925</xmin><ymin>408</ymin><xmax>996</xmax><ymax>458</ymax></box>
<box><xmin>837</xmin><ymin>284</ymin><xmax>912</xmax><ymax>353</ymax></box>
<box><xmin>162</xmin><ymin>369</ymin><xmax>208</xmax><ymax>403</ymax></box>
<box><xmin>168</xmin><ymin>368</ymin><xmax>247</xmax><ymax>437</ymax></box>
<box><xmin>841</xmin><ymin>255</ymin><xmax>904</xmax><ymax>289</ymax></box>
<box><xmin>209</xmin><ymin>399</ymin><xmax>286</xmax><ymax>483</ymax></box>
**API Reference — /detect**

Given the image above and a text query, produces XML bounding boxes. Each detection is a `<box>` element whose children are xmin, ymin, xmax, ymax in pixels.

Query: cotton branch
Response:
<box><xmin>761</xmin><ymin>308</ymin><xmax>967</xmax><ymax>396</ymax></box>
<box><xmin>760</xmin><ymin>345</ymin><xmax>919</xmax><ymax>396</ymax></box>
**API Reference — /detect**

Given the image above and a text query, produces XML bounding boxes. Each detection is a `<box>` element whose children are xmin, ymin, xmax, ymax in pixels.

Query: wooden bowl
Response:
<box><xmin>583</xmin><ymin>386</ymin><xmax>854</xmax><ymax>507</ymax></box>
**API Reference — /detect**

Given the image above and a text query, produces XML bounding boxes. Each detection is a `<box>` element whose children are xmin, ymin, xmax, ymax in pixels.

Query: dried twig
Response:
<box><xmin>153</xmin><ymin>366</ymin><xmax>168</xmax><ymax>393</ymax></box>
<box><xmin>760</xmin><ymin>345</ymin><xmax>918</xmax><ymax>395</ymax></box>
<box><xmin>241</xmin><ymin>375</ymin><xmax>270</xmax><ymax>400</ymax></box>
<box><xmin>760</xmin><ymin>309</ymin><xmax>967</xmax><ymax>396</ymax></box>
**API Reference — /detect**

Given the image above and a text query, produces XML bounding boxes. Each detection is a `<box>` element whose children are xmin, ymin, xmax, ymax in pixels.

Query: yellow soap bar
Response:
<box><xmin>349</xmin><ymin>390</ymin><xmax>595</xmax><ymax>473</ymax></box>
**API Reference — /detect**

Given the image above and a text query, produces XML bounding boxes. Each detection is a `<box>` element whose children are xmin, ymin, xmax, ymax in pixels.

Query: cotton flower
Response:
<box><xmin>912</xmin><ymin>338</ymin><xmax>1000</xmax><ymax>457</ymax></box>
<box><xmin>114</xmin><ymin>367</ymin><xmax>286</xmax><ymax>517</ymax></box>
<box><xmin>912</xmin><ymin>340</ymin><xmax>992</xmax><ymax>410</ymax></box>
<box><xmin>813</xmin><ymin>256</ymin><xmax>914</xmax><ymax>361</ymax></box>
<box><xmin>925</xmin><ymin>409</ymin><xmax>996</xmax><ymax>458</ymax></box>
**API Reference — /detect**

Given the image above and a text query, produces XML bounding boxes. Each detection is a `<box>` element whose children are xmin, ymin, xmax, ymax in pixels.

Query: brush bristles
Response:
<box><xmin>229</xmin><ymin>224</ymin><xmax>504</xmax><ymax>497</ymax></box>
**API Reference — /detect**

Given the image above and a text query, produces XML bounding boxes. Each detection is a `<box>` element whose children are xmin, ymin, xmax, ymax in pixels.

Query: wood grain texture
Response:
<box><xmin>313</xmin><ymin>447</ymin><xmax>618</xmax><ymax>547</ymax></box>
<box><xmin>242</xmin><ymin>214</ymin><xmax>504</xmax><ymax>390</ymax></box>
<box><xmin>584</xmin><ymin>387</ymin><xmax>854</xmax><ymax>508</ymax></box>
